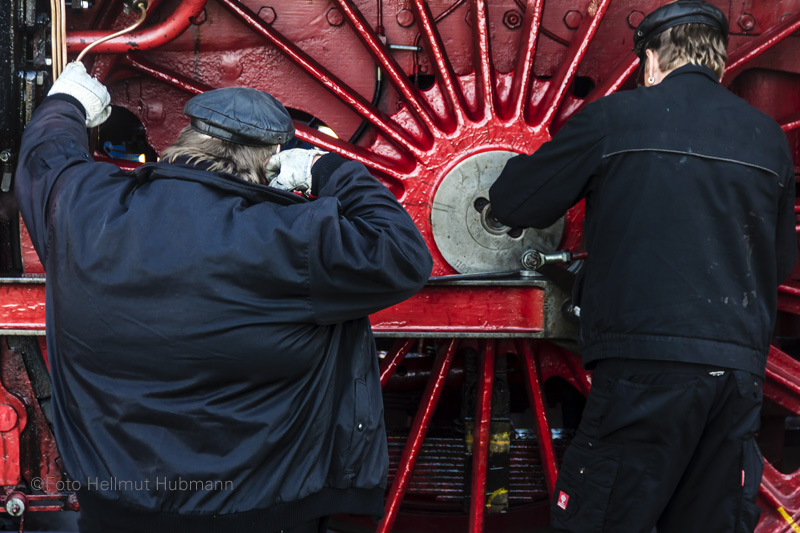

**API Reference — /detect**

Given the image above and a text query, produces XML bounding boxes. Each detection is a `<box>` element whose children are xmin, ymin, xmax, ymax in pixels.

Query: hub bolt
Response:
<box><xmin>738</xmin><ymin>13</ymin><xmax>756</xmax><ymax>31</ymax></box>
<box><xmin>503</xmin><ymin>10</ymin><xmax>522</xmax><ymax>30</ymax></box>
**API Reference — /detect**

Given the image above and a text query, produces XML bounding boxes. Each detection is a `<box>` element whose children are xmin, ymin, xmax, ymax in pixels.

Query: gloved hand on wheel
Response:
<box><xmin>265</xmin><ymin>148</ymin><xmax>327</xmax><ymax>195</ymax></box>
<box><xmin>48</xmin><ymin>61</ymin><xmax>111</xmax><ymax>128</ymax></box>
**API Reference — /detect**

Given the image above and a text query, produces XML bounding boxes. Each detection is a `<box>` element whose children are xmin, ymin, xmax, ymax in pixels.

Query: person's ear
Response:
<box><xmin>644</xmin><ymin>49</ymin><xmax>659</xmax><ymax>86</ymax></box>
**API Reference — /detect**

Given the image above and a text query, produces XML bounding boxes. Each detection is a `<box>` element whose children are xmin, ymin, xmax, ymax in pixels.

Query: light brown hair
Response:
<box><xmin>161</xmin><ymin>127</ymin><xmax>278</xmax><ymax>185</ymax></box>
<box><xmin>646</xmin><ymin>23</ymin><xmax>728</xmax><ymax>79</ymax></box>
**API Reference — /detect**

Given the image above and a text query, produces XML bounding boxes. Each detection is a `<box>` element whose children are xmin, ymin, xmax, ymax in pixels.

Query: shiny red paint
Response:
<box><xmin>379</xmin><ymin>339</ymin><xmax>415</xmax><ymax>388</ymax></box>
<box><xmin>519</xmin><ymin>340</ymin><xmax>558</xmax><ymax>498</ymax></box>
<box><xmin>370</xmin><ymin>285</ymin><xmax>546</xmax><ymax>335</ymax></box>
<box><xmin>0</xmin><ymin>282</ymin><xmax>45</xmax><ymax>333</ymax></box>
<box><xmin>379</xmin><ymin>340</ymin><xmax>456</xmax><ymax>533</ymax></box>
<box><xmin>468</xmin><ymin>340</ymin><xmax>494</xmax><ymax>533</ymax></box>
<box><xmin>65</xmin><ymin>0</ymin><xmax>208</xmax><ymax>54</ymax></box>
<box><xmin>723</xmin><ymin>12</ymin><xmax>800</xmax><ymax>83</ymax></box>
<box><xmin>0</xmin><ymin>348</ymin><xmax>27</xmax><ymax>486</ymax></box>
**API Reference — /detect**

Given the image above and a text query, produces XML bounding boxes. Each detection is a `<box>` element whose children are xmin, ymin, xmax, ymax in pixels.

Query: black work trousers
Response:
<box><xmin>550</xmin><ymin>358</ymin><xmax>764</xmax><ymax>533</ymax></box>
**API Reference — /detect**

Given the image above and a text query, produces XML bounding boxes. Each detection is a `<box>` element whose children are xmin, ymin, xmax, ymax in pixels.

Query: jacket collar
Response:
<box><xmin>662</xmin><ymin>63</ymin><xmax>720</xmax><ymax>84</ymax></box>
<box><xmin>128</xmin><ymin>160</ymin><xmax>307</xmax><ymax>206</ymax></box>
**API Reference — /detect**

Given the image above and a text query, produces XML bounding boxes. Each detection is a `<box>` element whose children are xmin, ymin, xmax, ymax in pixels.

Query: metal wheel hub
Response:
<box><xmin>431</xmin><ymin>151</ymin><xmax>564</xmax><ymax>274</ymax></box>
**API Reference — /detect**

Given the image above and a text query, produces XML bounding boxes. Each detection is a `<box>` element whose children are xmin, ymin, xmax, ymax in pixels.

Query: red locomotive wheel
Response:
<box><xmin>7</xmin><ymin>1</ymin><xmax>799</xmax><ymax>532</ymax></box>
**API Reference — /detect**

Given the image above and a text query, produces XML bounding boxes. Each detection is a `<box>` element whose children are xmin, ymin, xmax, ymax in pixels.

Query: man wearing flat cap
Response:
<box><xmin>490</xmin><ymin>2</ymin><xmax>796</xmax><ymax>532</ymax></box>
<box><xmin>15</xmin><ymin>62</ymin><xmax>432</xmax><ymax>533</ymax></box>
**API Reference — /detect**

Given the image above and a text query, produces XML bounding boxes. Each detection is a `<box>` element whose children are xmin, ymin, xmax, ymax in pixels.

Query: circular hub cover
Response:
<box><xmin>431</xmin><ymin>151</ymin><xmax>565</xmax><ymax>274</ymax></box>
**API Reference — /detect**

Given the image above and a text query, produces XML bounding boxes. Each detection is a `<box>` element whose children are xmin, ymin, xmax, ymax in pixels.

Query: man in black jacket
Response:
<box><xmin>16</xmin><ymin>62</ymin><xmax>432</xmax><ymax>533</ymax></box>
<box><xmin>490</xmin><ymin>2</ymin><xmax>796</xmax><ymax>532</ymax></box>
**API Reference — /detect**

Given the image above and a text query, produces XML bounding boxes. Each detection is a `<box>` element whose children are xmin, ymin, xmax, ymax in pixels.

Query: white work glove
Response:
<box><xmin>265</xmin><ymin>148</ymin><xmax>327</xmax><ymax>195</ymax></box>
<box><xmin>48</xmin><ymin>61</ymin><xmax>111</xmax><ymax>128</ymax></box>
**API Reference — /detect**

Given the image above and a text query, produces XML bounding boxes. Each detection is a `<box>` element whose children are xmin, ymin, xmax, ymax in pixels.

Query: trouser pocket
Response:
<box><xmin>551</xmin><ymin>435</ymin><xmax>620</xmax><ymax>532</ymax></box>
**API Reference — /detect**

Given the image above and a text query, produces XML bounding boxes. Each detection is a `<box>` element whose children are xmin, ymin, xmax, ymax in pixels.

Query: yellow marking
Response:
<box><xmin>778</xmin><ymin>507</ymin><xmax>800</xmax><ymax>533</ymax></box>
<box><xmin>485</xmin><ymin>488</ymin><xmax>508</xmax><ymax>512</ymax></box>
<box><xmin>489</xmin><ymin>432</ymin><xmax>511</xmax><ymax>455</ymax></box>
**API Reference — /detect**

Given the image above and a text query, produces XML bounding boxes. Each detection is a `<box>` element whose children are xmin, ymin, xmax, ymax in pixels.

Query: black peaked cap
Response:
<box><xmin>184</xmin><ymin>87</ymin><xmax>295</xmax><ymax>146</ymax></box>
<box><xmin>634</xmin><ymin>1</ymin><xmax>728</xmax><ymax>57</ymax></box>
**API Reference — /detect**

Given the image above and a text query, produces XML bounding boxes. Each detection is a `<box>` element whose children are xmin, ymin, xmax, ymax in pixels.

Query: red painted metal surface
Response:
<box><xmin>0</xmin><ymin>347</ymin><xmax>27</xmax><ymax>486</ymax></box>
<box><xmin>370</xmin><ymin>285</ymin><xmax>546</xmax><ymax>335</ymax></box>
<box><xmin>723</xmin><ymin>12</ymin><xmax>800</xmax><ymax>83</ymax></box>
<box><xmin>0</xmin><ymin>281</ymin><xmax>45</xmax><ymax>333</ymax></box>
<box><xmin>379</xmin><ymin>339</ymin><xmax>415</xmax><ymax>388</ymax></box>
<box><xmin>6</xmin><ymin>1</ymin><xmax>800</xmax><ymax>531</ymax></box>
<box><xmin>65</xmin><ymin>0</ymin><xmax>208</xmax><ymax>54</ymax></box>
<box><xmin>468</xmin><ymin>340</ymin><xmax>494</xmax><ymax>533</ymax></box>
<box><xmin>519</xmin><ymin>340</ymin><xmax>558</xmax><ymax>498</ymax></box>
<box><xmin>379</xmin><ymin>339</ymin><xmax>456</xmax><ymax>533</ymax></box>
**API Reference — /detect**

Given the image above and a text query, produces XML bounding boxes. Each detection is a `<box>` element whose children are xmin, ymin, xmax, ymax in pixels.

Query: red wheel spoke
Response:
<box><xmin>519</xmin><ymin>340</ymin><xmax>558</xmax><ymax>498</ymax></box>
<box><xmin>535</xmin><ymin>0</ymin><xmax>611</xmax><ymax>130</ymax></box>
<box><xmin>333</xmin><ymin>0</ymin><xmax>441</xmax><ymax>144</ymax></box>
<box><xmin>294</xmin><ymin>124</ymin><xmax>409</xmax><ymax>182</ymax></box>
<box><xmin>724</xmin><ymin>12</ymin><xmax>800</xmax><ymax>84</ymax></box>
<box><xmin>379</xmin><ymin>339</ymin><xmax>457</xmax><ymax>533</ymax></box>
<box><xmin>553</xmin><ymin>54</ymin><xmax>639</xmax><ymax>130</ymax></box>
<box><xmin>217</xmin><ymin>0</ymin><xmax>424</xmax><ymax>161</ymax></box>
<box><xmin>758</xmin><ymin>347</ymin><xmax>800</xmax><ymax>533</ymax></box>
<box><xmin>759</xmin><ymin>462</ymin><xmax>800</xmax><ymax>532</ymax></box>
<box><xmin>780</xmin><ymin>111</ymin><xmax>800</xmax><ymax>133</ymax></box>
<box><xmin>469</xmin><ymin>0</ymin><xmax>496</xmax><ymax>119</ymax></box>
<box><xmin>766</xmin><ymin>346</ymin><xmax>800</xmax><ymax>415</ymax></box>
<box><xmin>507</xmin><ymin>0</ymin><xmax>545</xmax><ymax>122</ymax></box>
<box><xmin>379</xmin><ymin>339</ymin><xmax>416</xmax><ymax>388</ymax></box>
<box><xmin>410</xmin><ymin>0</ymin><xmax>468</xmax><ymax>127</ymax></box>
<box><xmin>779</xmin><ymin>284</ymin><xmax>800</xmax><ymax>316</ymax></box>
<box><xmin>469</xmin><ymin>339</ymin><xmax>495</xmax><ymax>533</ymax></box>
<box><xmin>120</xmin><ymin>55</ymin><xmax>212</xmax><ymax>95</ymax></box>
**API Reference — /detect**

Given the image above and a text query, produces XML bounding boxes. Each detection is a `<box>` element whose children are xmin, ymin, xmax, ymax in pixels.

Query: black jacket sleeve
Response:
<box><xmin>307</xmin><ymin>154</ymin><xmax>433</xmax><ymax>325</ymax></box>
<box><xmin>14</xmin><ymin>96</ymin><xmax>93</xmax><ymax>265</ymax></box>
<box><xmin>489</xmin><ymin>101</ymin><xmax>606</xmax><ymax>229</ymax></box>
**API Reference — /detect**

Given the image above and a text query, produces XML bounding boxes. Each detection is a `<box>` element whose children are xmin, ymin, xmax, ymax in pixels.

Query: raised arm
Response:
<box><xmin>489</xmin><ymin>102</ymin><xmax>606</xmax><ymax>229</ymax></box>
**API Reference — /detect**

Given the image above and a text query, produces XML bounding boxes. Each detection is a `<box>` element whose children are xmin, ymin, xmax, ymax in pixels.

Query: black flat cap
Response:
<box><xmin>634</xmin><ymin>1</ymin><xmax>728</xmax><ymax>58</ymax></box>
<box><xmin>184</xmin><ymin>87</ymin><xmax>294</xmax><ymax>146</ymax></box>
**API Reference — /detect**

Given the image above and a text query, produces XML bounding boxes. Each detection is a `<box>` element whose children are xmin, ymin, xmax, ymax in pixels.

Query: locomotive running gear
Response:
<box><xmin>266</xmin><ymin>148</ymin><xmax>328</xmax><ymax>194</ymax></box>
<box><xmin>551</xmin><ymin>359</ymin><xmax>763</xmax><ymax>533</ymax></box>
<box><xmin>47</xmin><ymin>61</ymin><xmax>111</xmax><ymax>127</ymax></box>
<box><xmin>184</xmin><ymin>87</ymin><xmax>295</xmax><ymax>145</ymax></box>
<box><xmin>633</xmin><ymin>1</ymin><xmax>728</xmax><ymax>58</ymax></box>
<box><xmin>16</xmin><ymin>96</ymin><xmax>432</xmax><ymax>533</ymax></box>
<box><xmin>490</xmin><ymin>64</ymin><xmax>796</xmax><ymax>378</ymax></box>
<box><xmin>490</xmin><ymin>62</ymin><xmax>794</xmax><ymax>533</ymax></box>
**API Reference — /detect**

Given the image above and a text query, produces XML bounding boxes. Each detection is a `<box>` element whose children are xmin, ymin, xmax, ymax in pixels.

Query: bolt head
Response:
<box><xmin>258</xmin><ymin>6</ymin><xmax>276</xmax><ymax>25</ymax></box>
<box><xmin>396</xmin><ymin>8</ymin><xmax>415</xmax><ymax>28</ymax></box>
<box><xmin>5</xmin><ymin>497</ymin><xmax>25</xmax><ymax>517</ymax></box>
<box><xmin>564</xmin><ymin>10</ymin><xmax>583</xmax><ymax>29</ymax></box>
<box><xmin>627</xmin><ymin>10</ymin><xmax>645</xmax><ymax>29</ymax></box>
<box><xmin>326</xmin><ymin>7</ymin><xmax>344</xmax><ymax>27</ymax></box>
<box><xmin>503</xmin><ymin>9</ymin><xmax>523</xmax><ymax>30</ymax></box>
<box><xmin>0</xmin><ymin>404</ymin><xmax>17</xmax><ymax>432</ymax></box>
<box><xmin>738</xmin><ymin>13</ymin><xmax>756</xmax><ymax>31</ymax></box>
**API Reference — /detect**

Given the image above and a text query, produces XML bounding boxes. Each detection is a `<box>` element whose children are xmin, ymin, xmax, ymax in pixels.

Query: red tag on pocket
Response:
<box><xmin>557</xmin><ymin>491</ymin><xmax>570</xmax><ymax>510</ymax></box>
